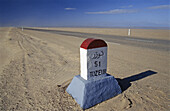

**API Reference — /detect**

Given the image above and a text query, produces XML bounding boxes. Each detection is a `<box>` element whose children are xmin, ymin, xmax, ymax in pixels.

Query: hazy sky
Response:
<box><xmin>0</xmin><ymin>0</ymin><xmax>169</xmax><ymax>28</ymax></box>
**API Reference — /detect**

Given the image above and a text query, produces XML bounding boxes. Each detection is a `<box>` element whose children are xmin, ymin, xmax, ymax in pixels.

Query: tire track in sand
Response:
<box><xmin>0</xmin><ymin>28</ymin><xmax>81</xmax><ymax>110</ymax></box>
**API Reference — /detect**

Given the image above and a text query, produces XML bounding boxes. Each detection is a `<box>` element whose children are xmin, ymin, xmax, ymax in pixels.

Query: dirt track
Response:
<box><xmin>0</xmin><ymin>28</ymin><xmax>169</xmax><ymax>111</ymax></box>
<box><xmin>0</xmin><ymin>28</ymin><xmax>82</xmax><ymax>110</ymax></box>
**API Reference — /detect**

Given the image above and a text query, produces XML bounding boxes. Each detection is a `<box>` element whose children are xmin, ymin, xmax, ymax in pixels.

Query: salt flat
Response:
<box><xmin>0</xmin><ymin>27</ymin><xmax>169</xmax><ymax>110</ymax></box>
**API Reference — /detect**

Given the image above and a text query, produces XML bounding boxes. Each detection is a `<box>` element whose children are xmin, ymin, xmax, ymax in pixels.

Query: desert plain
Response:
<box><xmin>0</xmin><ymin>27</ymin><xmax>169</xmax><ymax>111</ymax></box>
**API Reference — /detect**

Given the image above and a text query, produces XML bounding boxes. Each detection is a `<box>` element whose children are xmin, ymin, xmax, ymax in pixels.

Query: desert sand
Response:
<box><xmin>0</xmin><ymin>27</ymin><xmax>169</xmax><ymax>111</ymax></box>
<box><xmin>37</xmin><ymin>27</ymin><xmax>170</xmax><ymax>40</ymax></box>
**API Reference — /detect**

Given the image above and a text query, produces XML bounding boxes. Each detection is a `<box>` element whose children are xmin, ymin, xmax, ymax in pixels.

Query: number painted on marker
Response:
<box><xmin>94</xmin><ymin>61</ymin><xmax>101</xmax><ymax>67</ymax></box>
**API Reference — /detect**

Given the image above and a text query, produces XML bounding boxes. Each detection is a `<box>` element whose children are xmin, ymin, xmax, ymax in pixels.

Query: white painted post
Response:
<box><xmin>22</xmin><ymin>27</ymin><xmax>23</xmax><ymax>31</ymax></box>
<box><xmin>66</xmin><ymin>38</ymin><xmax>122</xmax><ymax>109</ymax></box>
<box><xmin>128</xmin><ymin>29</ymin><xmax>131</xmax><ymax>36</ymax></box>
<box><xmin>80</xmin><ymin>38</ymin><xmax>107</xmax><ymax>80</ymax></box>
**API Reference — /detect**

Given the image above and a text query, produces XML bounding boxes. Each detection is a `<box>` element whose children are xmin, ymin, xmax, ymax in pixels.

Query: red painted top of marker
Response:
<box><xmin>80</xmin><ymin>38</ymin><xmax>107</xmax><ymax>49</ymax></box>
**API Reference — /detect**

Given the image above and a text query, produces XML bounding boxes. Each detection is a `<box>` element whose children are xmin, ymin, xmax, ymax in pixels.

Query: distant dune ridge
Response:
<box><xmin>0</xmin><ymin>27</ymin><xmax>169</xmax><ymax>110</ymax></box>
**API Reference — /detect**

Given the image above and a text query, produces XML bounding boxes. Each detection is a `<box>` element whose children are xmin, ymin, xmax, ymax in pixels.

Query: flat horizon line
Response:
<box><xmin>1</xmin><ymin>26</ymin><xmax>170</xmax><ymax>30</ymax></box>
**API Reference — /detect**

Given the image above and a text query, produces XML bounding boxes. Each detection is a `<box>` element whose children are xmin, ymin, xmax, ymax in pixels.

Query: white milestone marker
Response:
<box><xmin>66</xmin><ymin>38</ymin><xmax>122</xmax><ymax>109</ymax></box>
<box><xmin>128</xmin><ymin>29</ymin><xmax>131</xmax><ymax>36</ymax></box>
<box><xmin>80</xmin><ymin>38</ymin><xmax>107</xmax><ymax>80</ymax></box>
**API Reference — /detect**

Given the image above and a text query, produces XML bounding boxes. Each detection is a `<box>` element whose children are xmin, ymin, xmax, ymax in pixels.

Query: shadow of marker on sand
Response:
<box><xmin>116</xmin><ymin>70</ymin><xmax>157</xmax><ymax>92</ymax></box>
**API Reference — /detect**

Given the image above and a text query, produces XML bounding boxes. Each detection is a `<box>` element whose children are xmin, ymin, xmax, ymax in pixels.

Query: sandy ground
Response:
<box><xmin>0</xmin><ymin>27</ymin><xmax>169</xmax><ymax>111</ymax></box>
<box><xmin>36</xmin><ymin>27</ymin><xmax>170</xmax><ymax>40</ymax></box>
